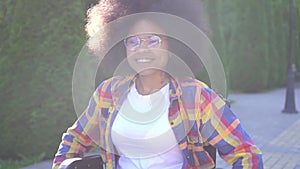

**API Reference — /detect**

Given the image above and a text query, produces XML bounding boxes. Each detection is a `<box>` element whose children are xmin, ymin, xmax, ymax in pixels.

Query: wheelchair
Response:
<box><xmin>58</xmin><ymin>145</ymin><xmax>216</xmax><ymax>169</ymax></box>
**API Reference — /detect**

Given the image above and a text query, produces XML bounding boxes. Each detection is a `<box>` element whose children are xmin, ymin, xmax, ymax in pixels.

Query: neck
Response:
<box><xmin>136</xmin><ymin>71</ymin><xmax>169</xmax><ymax>95</ymax></box>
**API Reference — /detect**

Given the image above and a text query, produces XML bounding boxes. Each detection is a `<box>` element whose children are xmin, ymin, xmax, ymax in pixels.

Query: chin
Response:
<box><xmin>137</xmin><ymin>68</ymin><xmax>164</xmax><ymax>77</ymax></box>
<box><xmin>137</xmin><ymin>68</ymin><xmax>157</xmax><ymax>76</ymax></box>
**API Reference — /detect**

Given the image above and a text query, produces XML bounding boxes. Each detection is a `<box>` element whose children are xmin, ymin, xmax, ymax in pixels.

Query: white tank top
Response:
<box><xmin>111</xmin><ymin>83</ymin><xmax>183</xmax><ymax>169</ymax></box>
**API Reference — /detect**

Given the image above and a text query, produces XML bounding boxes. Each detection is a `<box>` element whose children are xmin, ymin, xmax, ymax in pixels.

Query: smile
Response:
<box><xmin>135</xmin><ymin>58</ymin><xmax>154</xmax><ymax>63</ymax></box>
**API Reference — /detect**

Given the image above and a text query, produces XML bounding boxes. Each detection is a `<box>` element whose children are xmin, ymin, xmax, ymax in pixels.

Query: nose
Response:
<box><xmin>134</xmin><ymin>40</ymin><xmax>151</xmax><ymax>52</ymax></box>
<box><xmin>139</xmin><ymin>39</ymin><xmax>149</xmax><ymax>49</ymax></box>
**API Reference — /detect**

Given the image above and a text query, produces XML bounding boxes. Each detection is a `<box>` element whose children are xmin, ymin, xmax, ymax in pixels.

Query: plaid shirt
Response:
<box><xmin>53</xmin><ymin>75</ymin><xmax>263</xmax><ymax>169</ymax></box>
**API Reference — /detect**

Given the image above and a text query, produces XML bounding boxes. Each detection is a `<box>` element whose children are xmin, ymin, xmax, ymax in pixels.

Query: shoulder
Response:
<box><xmin>95</xmin><ymin>77</ymin><xmax>114</xmax><ymax>93</ymax></box>
<box><xmin>179</xmin><ymin>77</ymin><xmax>210</xmax><ymax>92</ymax></box>
<box><xmin>95</xmin><ymin>75</ymin><xmax>134</xmax><ymax>95</ymax></box>
<box><xmin>178</xmin><ymin>77</ymin><xmax>211</xmax><ymax>100</ymax></box>
<box><xmin>179</xmin><ymin>77</ymin><xmax>218</xmax><ymax>101</ymax></box>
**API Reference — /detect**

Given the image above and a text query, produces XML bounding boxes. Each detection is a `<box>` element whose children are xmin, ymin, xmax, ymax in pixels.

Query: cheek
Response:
<box><xmin>126</xmin><ymin>50</ymin><xmax>132</xmax><ymax>57</ymax></box>
<box><xmin>126</xmin><ymin>50</ymin><xmax>137</xmax><ymax>70</ymax></box>
<box><xmin>158</xmin><ymin>43</ymin><xmax>169</xmax><ymax>64</ymax></box>
<box><xmin>154</xmin><ymin>50</ymin><xmax>169</xmax><ymax>68</ymax></box>
<box><xmin>160</xmin><ymin>53</ymin><xmax>169</xmax><ymax>67</ymax></box>
<box><xmin>126</xmin><ymin>50</ymin><xmax>134</xmax><ymax>62</ymax></box>
<box><xmin>161</xmin><ymin>45</ymin><xmax>169</xmax><ymax>63</ymax></box>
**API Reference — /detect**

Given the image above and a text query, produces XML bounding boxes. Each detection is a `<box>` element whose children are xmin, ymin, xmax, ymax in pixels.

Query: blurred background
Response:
<box><xmin>0</xmin><ymin>0</ymin><xmax>300</xmax><ymax>168</ymax></box>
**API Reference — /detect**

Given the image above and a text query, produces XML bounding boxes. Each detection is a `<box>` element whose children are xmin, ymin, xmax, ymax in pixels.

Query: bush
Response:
<box><xmin>204</xmin><ymin>0</ymin><xmax>295</xmax><ymax>92</ymax></box>
<box><xmin>0</xmin><ymin>0</ymin><xmax>87</xmax><ymax>159</ymax></box>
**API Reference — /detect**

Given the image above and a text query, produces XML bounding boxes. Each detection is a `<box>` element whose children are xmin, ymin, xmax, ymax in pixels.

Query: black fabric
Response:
<box><xmin>58</xmin><ymin>155</ymin><xmax>103</xmax><ymax>169</ymax></box>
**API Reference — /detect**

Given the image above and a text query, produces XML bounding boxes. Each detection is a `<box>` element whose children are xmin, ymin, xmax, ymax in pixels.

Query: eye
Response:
<box><xmin>125</xmin><ymin>36</ymin><xmax>141</xmax><ymax>50</ymax></box>
<box><xmin>126</xmin><ymin>36</ymin><xmax>139</xmax><ymax>45</ymax></box>
<box><xmin>147</xmin><ymin>35</ymin><xmax>161</xmax><ymax>47</ymax></box>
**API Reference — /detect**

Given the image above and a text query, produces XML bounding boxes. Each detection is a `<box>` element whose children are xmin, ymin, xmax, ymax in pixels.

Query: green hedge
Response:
<box><xmin>0</xmin><ymin>0</ymin><xmax>90</xmax><ymax>159</ymax></box>
<box><xmin>204</xmin><ymin>0</ymin><xmax>300</xmax><ymax>92</ymax></box>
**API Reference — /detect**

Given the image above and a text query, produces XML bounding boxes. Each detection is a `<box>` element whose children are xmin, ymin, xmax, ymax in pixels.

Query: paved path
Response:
<box><xmin>21</xmin><ymin>87</ymin><xmax>300</xmax><ymax>169</ymax></box>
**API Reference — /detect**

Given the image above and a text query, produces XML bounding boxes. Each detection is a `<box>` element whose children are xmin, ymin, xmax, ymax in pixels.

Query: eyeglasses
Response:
<box><xmin>124</xmin><ymin>34</ymin><xmax>162</xmax><ymax>51</ymax></box>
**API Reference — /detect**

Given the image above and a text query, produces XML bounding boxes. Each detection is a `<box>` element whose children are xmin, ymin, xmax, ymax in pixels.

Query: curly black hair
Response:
<box><xmin>85</xmin><ymin>0</ymin><xmax>211</xmax><ymax>79</ymax></box>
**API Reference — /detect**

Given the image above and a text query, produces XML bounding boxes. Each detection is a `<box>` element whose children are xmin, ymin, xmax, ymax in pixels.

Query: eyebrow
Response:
<box><xmin>127</xmin><ymin>33</ymin><xmax>161</xmax><ymax>37</ymax></box>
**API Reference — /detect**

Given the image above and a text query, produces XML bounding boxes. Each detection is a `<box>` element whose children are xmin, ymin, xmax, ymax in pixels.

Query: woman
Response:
<box><xmin>53</xmin><ymin>0</ymin><xmax>263</xmax><ymax>168</ymax></box>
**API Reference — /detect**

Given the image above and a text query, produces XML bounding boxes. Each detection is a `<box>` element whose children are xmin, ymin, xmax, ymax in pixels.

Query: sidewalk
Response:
<box><xmin>21</xmin><ymin>87</ymin><xmax>300</xmax><ymax>169</ymax></box>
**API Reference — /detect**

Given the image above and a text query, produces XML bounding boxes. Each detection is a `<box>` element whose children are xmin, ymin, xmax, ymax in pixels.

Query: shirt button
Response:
<box><xmin>170</xmin><ymin>121</ymin><xmax>174</xmax><ymax>125</ymax></box>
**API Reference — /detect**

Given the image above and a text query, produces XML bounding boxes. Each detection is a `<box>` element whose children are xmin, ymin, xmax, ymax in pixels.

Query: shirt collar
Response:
<box><xmin>111</xmin><ymin>74</ymin><xmax>183</xmax><ymax>109</ymax></box>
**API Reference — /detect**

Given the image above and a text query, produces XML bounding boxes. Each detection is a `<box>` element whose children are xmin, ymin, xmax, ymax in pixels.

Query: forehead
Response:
<box><xmin>128</xmin><ymin>19</ymin><xmax>165</xmax><ymax>35</ymax></box>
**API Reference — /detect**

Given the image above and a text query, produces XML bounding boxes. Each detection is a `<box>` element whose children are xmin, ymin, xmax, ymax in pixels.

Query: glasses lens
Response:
<box><xmin>124</xmin><ymin>34</ymin><xmax>162</xmax><ymax>50</ymax></box>
<box><xmin>147</xmin><ymin>35</ymin><xmax>161</xmax><ymax>48</ymax></box>
<box><xmin>125</xmin><ymin>36</ymin><xmax>140</xmax><ymax>50</ymax></box>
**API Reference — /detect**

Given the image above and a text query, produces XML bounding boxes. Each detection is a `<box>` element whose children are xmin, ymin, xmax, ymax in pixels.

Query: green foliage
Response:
<box><xmin>204</xmin><ymin>0</ymin><xmax>296</xmax><ymax>92</ymax></box>
<box><xmin>0</xmin><ymin>153</ymin><xmax>45</xmax><ymax>169</ymax></box>
<box><xmin>294</xmin><ymin>4</ymin><xmax>300</xmax><ymax>72</ymax></box>
<box><xmin>0</xmin><ymin>0</ymin><xmax>88</xmax><ymax>159</ymax></box>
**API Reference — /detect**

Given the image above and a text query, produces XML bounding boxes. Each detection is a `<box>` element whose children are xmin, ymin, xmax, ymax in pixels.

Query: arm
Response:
<box><xmin>199</xmin><ymin>88</ymin><xmax>263</xmax><ymax>169</ymax></box>
<box><xmin>52</xmin><ymin>82</ymin><xmax>106</xmax><ymax>169</ymax></box>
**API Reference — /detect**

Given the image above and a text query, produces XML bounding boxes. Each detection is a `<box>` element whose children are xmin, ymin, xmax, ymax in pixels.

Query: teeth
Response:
<box><xmin>136</xmin><ymin>58</ymin><xmax>152</xmax><ymax>63</ymax></box>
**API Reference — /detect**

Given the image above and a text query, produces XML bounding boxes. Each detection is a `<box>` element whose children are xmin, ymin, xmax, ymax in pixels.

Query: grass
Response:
<box><xmin>0</xmin><ymin>153</ymin><xmax>45</xmax><ymax>169</ymax></box>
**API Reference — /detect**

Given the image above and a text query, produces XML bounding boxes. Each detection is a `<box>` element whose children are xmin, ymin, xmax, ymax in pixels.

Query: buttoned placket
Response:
<box><xmin>102</xmin><ymin>76</ymin><xmax>200</xmax><ymax>169</ymax></box>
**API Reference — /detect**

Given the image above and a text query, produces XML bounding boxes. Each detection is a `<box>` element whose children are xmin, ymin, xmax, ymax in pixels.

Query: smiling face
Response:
<box><xmin>125</xmin><ymin>19</ymin><xmax>169</xmax><ymax>76</ymax></box>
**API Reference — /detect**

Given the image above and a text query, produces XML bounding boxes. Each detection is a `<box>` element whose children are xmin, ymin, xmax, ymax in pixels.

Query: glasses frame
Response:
<box><xmin>124</xmin><ymin>34</ymin><xmax>162</xmax><ymax>51</ymax></box>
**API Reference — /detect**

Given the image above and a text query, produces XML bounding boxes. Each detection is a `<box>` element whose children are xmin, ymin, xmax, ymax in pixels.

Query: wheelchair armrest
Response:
<box><xmin>58</xmin><ymin>155</ymin><xmax>103</xmax><ymax>169</ymax></box>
